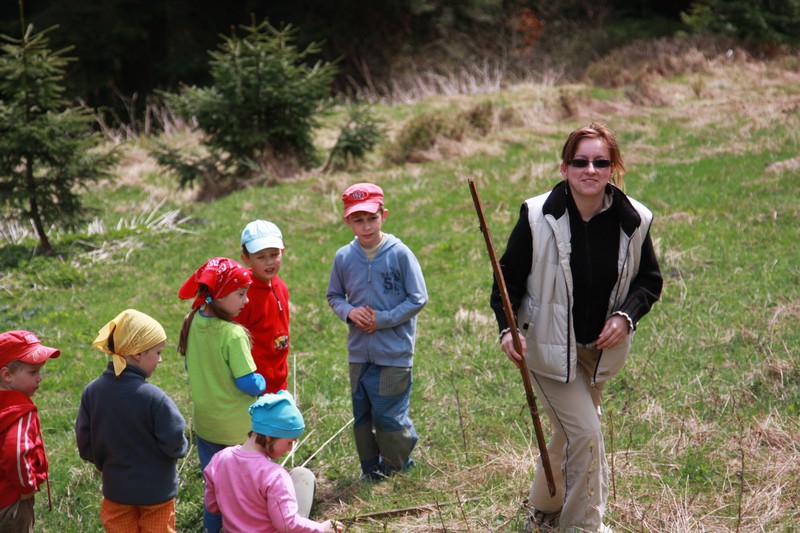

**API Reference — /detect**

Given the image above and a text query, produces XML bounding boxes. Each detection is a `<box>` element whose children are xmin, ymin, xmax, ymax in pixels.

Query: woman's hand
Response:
<box><xmin>596</xmin><ymin>315</ymin><xmax>629</xmax><ymax>350</ymax></box>
<box><xmin>500</xmin><ymin>330</ymin><xmax>526</xmax><ymax>366</ymax></box>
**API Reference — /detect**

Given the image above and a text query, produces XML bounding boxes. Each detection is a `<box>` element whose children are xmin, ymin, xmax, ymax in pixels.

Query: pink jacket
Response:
<box><xmin>0</xmin><ymin>390</ymin><xmax>49</xmax><ymax>508</ymax></box>
<box><xmin>204</xmin><ymin>446</ymin><xmax>324</xmax><ymax>533</ymax></box>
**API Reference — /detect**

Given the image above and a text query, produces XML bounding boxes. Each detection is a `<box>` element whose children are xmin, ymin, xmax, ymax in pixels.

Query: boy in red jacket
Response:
<box><xmin>0</xmin><ymin>330</ymin><xmax>61</xmax><ymax>532</ymax></box>
<box><xmin>235</xmin><ymin>220</ymin><xmax>292</xmax><ymax>393</ymax></box>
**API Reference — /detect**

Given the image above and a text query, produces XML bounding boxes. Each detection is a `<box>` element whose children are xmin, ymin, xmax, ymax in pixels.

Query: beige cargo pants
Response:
<box><xmin>528</xmin><ymin>346</ymin><xmax>610</xmax><ymax>532</ymax></box>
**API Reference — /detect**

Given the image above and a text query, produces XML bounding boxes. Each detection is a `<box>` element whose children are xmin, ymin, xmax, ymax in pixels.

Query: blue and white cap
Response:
<box><xmin>249</xmin><ymin>390</ymin><xmax>305</xmax><ymax>438</ymax></box>
<box><xmin>241</xmin><ymin>220</ymin><xmax>284</xmax><ymax>254</ymax></box>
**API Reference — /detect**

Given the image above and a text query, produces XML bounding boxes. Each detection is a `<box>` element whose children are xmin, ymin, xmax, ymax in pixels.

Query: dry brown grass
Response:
<box><xmin>584</xmin><ymin>35</ymin><xmax>744</xmax><ymax>89</ymax></box>
<box><xmin>657</xmin><ymin>60</ymin><xmax>800</xmax><ymax>157</ymax></box>
<box><xmin>308</xmin><ymin>401</ymin><xmax>799</xmax><ymax>531</ymax></box>
<box><xmin>314</xmin><ymin>435</ymin><xmax>538</xmax><ymax>532</ymax></box>
<box><xmin>98</xmin><ymin>140</ymin><xmax>200</xmax><ymax>208</ymax></box>
<box><xmin>614</xmin><ymin>412</ymin><xmax>800</xmax><ymax>532</ymax></box>
<box><xmin>360</xmin><ymin>40</ymin><xmax>797</xmax><ymax>179</ymax></box>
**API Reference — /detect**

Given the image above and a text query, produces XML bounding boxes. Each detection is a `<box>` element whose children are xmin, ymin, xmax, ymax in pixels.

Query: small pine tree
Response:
<box><xmin>0</xmin><ymin>10</ymin><xmax>116</xmax><ymax>254</ymax></box>
<box><xmin>323</xmin><ymin>107</ymin><xmax>384</xmax><ymax>172</ymax></box>
<box><xmin>161</xmin><ymin>18</ymin><xmax>336</xmax><ymax>193</ymax></box>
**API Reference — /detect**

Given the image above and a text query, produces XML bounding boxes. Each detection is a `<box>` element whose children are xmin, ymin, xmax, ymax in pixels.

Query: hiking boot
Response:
<box><xmin>523</xmin><ymin>509</ymin><xmax>560</xmax><ymax>532</ymax></box>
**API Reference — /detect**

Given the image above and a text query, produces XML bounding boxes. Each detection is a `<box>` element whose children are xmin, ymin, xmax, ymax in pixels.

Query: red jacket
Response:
<box><xmin>0</xmin><ymin>390</ymin><xmax>49</xmax><ymax>508</ymax></box>
<box><xmin>234</xmin><ymin>275</ymin><xmax>291</xmax><ymax>393</ymax></box>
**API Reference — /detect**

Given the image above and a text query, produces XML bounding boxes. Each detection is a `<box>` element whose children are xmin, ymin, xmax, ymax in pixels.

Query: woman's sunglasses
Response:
<box><xmin>569</xmin><ymin>158</ymin><xmax>612</xmax><ymax>168</ymax></box>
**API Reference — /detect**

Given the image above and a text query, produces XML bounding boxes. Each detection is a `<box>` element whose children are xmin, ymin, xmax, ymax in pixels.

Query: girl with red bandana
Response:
<box><xmin>177</xmin><ymin>257</ymin><xmax>267</xmax><ymax>533</ymax></box>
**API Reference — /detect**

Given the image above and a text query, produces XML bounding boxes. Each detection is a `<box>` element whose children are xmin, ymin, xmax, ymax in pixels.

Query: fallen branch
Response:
<box><xmin>342</xmin><ymin>497</ymin><xmax>482</xmax><ymax>523</ymax></box>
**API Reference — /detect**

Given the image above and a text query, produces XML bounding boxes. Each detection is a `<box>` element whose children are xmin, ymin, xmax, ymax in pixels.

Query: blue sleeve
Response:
<box><xmin>326</xmin><ymin>249</ymin><xmax>354</xmax><ymax>323</ymax></box>
<box><xmin>235</xmin><ymin>372</ymin><xmax>266</xmax><ymax>396</ymax></box>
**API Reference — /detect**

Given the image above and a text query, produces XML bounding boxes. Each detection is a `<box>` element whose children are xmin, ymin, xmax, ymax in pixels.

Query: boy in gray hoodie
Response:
<box><xmin>326</xmin><ymin>182</ymin><xmax>427</xmax><ymax>480</ymax></box>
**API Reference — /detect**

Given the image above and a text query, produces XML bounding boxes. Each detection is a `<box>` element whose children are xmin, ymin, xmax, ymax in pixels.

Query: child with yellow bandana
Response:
<box><xmin>75</xmin><ymin>309</ymin><xmax>188</xmax><ymax>533</ymax></box>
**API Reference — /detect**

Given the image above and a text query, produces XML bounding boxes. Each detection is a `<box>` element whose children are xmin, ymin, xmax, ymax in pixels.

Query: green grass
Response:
<box><xmin>2</xmin><ymin>56</ymin><xmax>800</xmax><ymax>531</ymax></box>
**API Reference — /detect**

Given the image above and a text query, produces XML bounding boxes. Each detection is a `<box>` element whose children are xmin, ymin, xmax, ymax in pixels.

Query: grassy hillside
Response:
<box><xmin>1</xmin><ymin>52</ymin><xmax>799</xmax><ymax>532</ymax></box>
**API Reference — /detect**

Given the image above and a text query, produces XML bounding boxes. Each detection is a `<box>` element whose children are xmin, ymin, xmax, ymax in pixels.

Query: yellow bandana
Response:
<box><xmin>93</xmin><ymin>309</ymin><xmax>167</xmax><ymax>376</ymax></box>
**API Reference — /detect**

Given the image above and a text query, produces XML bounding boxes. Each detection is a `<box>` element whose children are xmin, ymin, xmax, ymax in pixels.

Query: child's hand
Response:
<box><xmin>322</xmin><ymin>519</ymin><xmax>343</xmax><ymax>532</ymax></box>
<box><xmin>348</xmin><ymin>306</ymin><xmax>377</xmax><ymax>333</ymax></box>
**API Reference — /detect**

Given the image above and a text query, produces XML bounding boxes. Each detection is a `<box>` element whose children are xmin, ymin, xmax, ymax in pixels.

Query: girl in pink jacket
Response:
<box><xmin>203</xmin><ymin>391</ymin><xmax>342</xmax><ymax>533</ymax></box>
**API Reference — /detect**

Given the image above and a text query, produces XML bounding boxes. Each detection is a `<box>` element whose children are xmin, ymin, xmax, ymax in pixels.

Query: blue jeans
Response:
<box><xmin>196</xmin><ymin>435</ymin><xmax>228</xmax><ymax>533</ymax></box>
<box><xmin>349</xmin><ymin>363</ymin><xmax>418</xmax><ymax>477</ymax></box>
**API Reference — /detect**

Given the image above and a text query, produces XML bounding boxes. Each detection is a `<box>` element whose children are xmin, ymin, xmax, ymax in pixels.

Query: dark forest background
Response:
<box><xmin>1</xmin><ymin>1</ymin><xmax>697</xmax><ymax>107</ymax></box>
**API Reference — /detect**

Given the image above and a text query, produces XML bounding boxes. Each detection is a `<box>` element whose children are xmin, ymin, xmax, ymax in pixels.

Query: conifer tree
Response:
<box><xmin>162</xmin><ymin>19</ymin><xmax>336</xmax><ymax>188</ymax></box>
<box><xmin>682</xmin><ymin>0</ymin><xmax>800</xmax><ymax>47</ymax></box>
<box><xmin>0</xmin><ymin>4</ymin><xmax>115</xmax><ymax>254</ymax></box>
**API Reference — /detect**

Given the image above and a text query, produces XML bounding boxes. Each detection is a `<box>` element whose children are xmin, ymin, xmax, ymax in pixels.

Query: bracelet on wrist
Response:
<box><xmin>612</xmin><ymin>311</ymin><xmax>634</xmax><ymax>332</ymax></box>
<box><xmin>498</xmin><ymin>327</ymin><xmax>519</xmax><ymax>343</ymax></box>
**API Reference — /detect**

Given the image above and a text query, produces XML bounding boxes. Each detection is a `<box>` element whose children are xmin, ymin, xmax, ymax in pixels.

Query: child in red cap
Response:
<box><xmin>0</xmin><ymin>330</ymin><xmax>60</xmax><ymax>532</ymax></box>
<box><xmin>177</xmin><ymin>257</ymin><xmax>267</xmax><ymax>533</ymax></box>
<box><xmin>326</xmin><ymin>183</ymin><xmax>428</xmax><ymax>481</ymax></box>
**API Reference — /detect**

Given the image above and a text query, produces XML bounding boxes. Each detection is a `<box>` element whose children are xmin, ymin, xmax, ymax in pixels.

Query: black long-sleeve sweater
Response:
<box><xmin>491</xmin><ymin>182</ymin><xmax>663</xmax><ymax>342</ymax></box>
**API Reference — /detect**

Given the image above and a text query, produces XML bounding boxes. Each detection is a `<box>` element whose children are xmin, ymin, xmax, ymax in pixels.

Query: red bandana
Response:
<box><xmin>178</xmin><ymin>257</ymin><xmax>252</xmax><ymax>309</ymax></box>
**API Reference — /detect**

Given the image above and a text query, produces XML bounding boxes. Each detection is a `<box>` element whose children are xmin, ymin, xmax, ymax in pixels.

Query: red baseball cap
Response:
<box><xmin>0</xmin><ymin>330</ymin><xmax>61</xmax><ymax>368</ymax></box>
<box><xmin>342</xmin><ymin>183</ymin><xmax>384</xmax><ymax>219</ymax></box>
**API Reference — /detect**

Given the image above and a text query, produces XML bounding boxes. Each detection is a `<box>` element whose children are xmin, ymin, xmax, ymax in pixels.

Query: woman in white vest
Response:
<box><xmin>491</xmin><ymin>123</ymin><xmax>662</xmax><ymax>532</ymax></box>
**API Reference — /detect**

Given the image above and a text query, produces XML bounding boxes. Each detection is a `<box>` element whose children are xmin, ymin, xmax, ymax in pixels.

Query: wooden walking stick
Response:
<box><xmin>468</xmin><ymin>179</ymin><xmax>556</xmax><ymax>497</ymax></box>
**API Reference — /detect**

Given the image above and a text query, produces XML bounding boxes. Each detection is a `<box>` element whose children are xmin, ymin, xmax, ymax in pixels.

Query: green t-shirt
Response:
<box><xmin>185</xmin><ymin>316</ymin><xmax>257</xmax><ymax>444</ymax></box>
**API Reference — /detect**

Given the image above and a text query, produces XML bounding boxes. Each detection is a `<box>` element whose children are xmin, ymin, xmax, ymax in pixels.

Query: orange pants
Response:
<box><xmin>100</xmin><ymin>498</ymin><xmax>176</xmax><ymax>533</ymax></box>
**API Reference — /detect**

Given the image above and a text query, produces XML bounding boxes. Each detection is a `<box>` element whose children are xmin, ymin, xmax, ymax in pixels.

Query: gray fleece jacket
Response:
<box><xmin>75</xmin><ymin>362</ymin><xmax>188</xmax><ymax>505</ymax></box>
<box><xmin>327</xmin><ymin>233</ymin><xmax>428</xmax><ymax>367</ymax></box>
